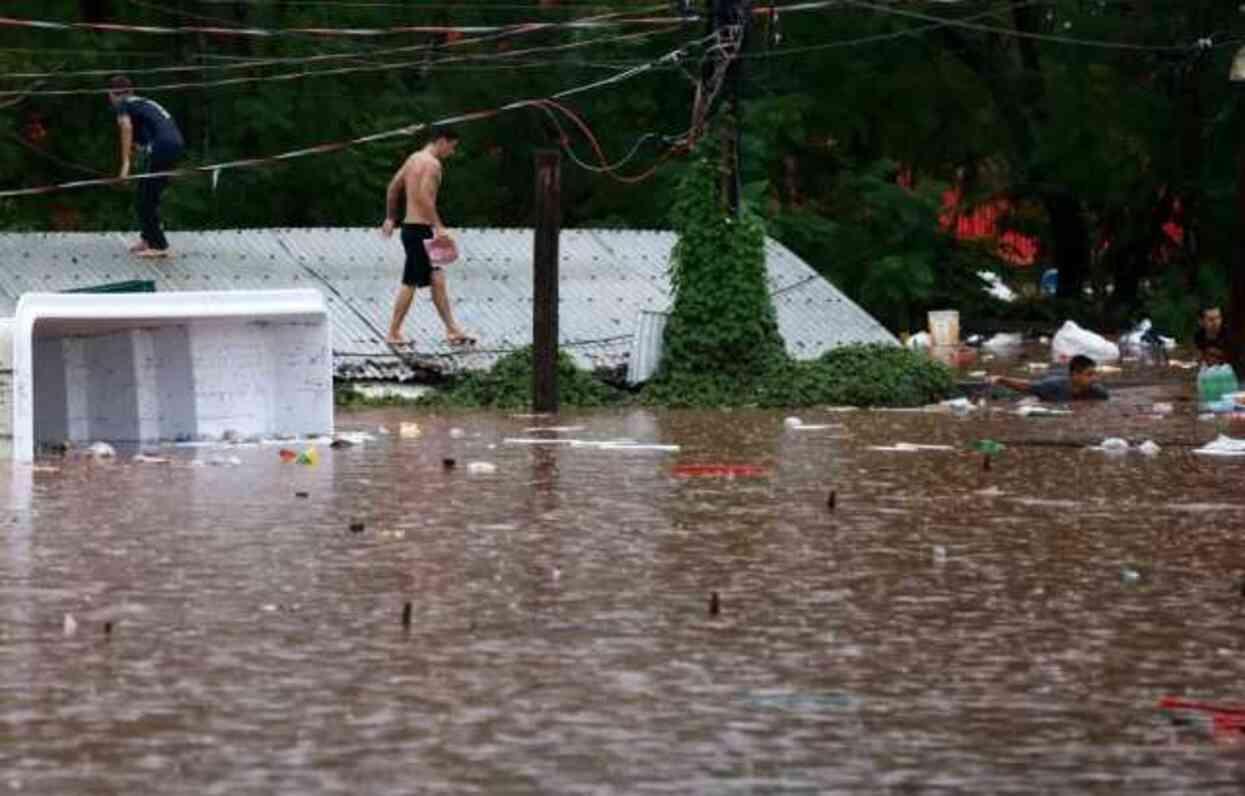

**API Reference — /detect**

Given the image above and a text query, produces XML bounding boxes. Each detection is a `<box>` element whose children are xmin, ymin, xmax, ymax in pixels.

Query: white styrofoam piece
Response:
<box><xmin>12</xmin><ymin>289</ymin><xmax>333</xmax><ymax>462</ymax></box>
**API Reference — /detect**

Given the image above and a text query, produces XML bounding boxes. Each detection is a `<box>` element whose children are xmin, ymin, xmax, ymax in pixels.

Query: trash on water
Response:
<box><xmin>589</xmin><ymin>442</ymin><xmax>681</xmax><ymax>452</ymax></box>
<box><xmin>466</xmin><ymin>461</ymin><xmax>498</xmax><ymax>475</ymax></box>
<box><xmin>208</xmin><ymin>455</ymin><xmax>243</xmax><ymax>466</ymax></box>
<box><xmin>1152</xmin><ymin>402</ymin><xmax>1174</xmax><ymax>417</ymax></box>
<box><xmin>867</xmin><ymin>443</ymin><xmax>956</xmax><ymax>453</ymax></box>
<box><xmin>296</xmin><ymin>448</ymin><xmax>319</xmax><ymax>466</ymax></box>
<box><xmin>973</xmin><ymin>439</ymin><xmax>1005</xmax><ymax>456</ymax></box>
<box><xmin>1015</xmin><ymin>404</ymin><xmax>1072</xmax><ymax>417</ymax></box>
<box><xmin>523</xmin><ymin>425</ymin><xmax>587</xmax><ymax>433</ymax></box>
<box><xmin>1138</xmin><ymin>440</ymin><xmax>1161</xmax><ymax>456</ymax></box>
<box><xmin>449</xmin><ymin>427</ymin><xmax>466</xmax><ymax>439</ymax></box>
<box><xmin>87</xmin><ymin>441</ymin><xmax>116</xmax><ymax>459</ymax></box>
<box><xmin>63</xmin><ymin>613</ymin><xmax>78</xmax><ymax>637</ymax></box>
<box><xmin>1051</xmin><ymin>320</ymin><xmax>1121</xmax><ymax>364</ymax></box>
<box><xmin>982</xmin><ymin>332</ymin><xmax>1023</xmax><ymax>352</ymax></box>
<box><xmin>337</xmin><ymin>431</ymin><xmax>377</xmax><ymax>444</ymax></box>
<box><xmin>1121</xmin><ymin>567</ymin><xmax>1142</xmax><ymax>584</ymax></box>
<box><xmin>1194</xmin><ymin>435</ymin><xmax>1245</xmax><ymax>458</ymax></box>
<box><xmin>329</xmin><ymin>438</ymin><xmax>354</xmax><ymax>449</ymax></box>
<box><xmin>399</xmin><ymin>422</ymin><xmax>422</xmax><ymax>439</ymax></box>
<box><xmin>1120</xmin><ymin>318</ymin><xmax>1177</xmax><ymax>352</ymax></box>
<box><xmin>672</xmin><ymin>464</ymin><xmax>768</xmax><ymax>478</ymax></box>
<box><xmin>928</xmin><ymin>310</ymin><xmax>960</xmax><ymax>347</ymax></box>
<box><xmin>784</xmin><ymin>416</ymin><xmax>804</xmax><ymax>429</ymax></box>
<box><xmin>132</xmin><ymin>453</ymin><xmax>169</xmax><ymax>464</ymax></box>
<box><xmin>1094</xmin><ymin>437</ymin><xmax>1130</xmax><ymax>454</ymax></box>
<box><xmin>278</xmin><ymin>448</ymin><xmax>298</xmax><ymax>463</ymax></box>
<box><xmin>940</xmin><ymin>397</ymin><xmax>976</xmax><ymax>415</ymax></box>
<box><xmin>932</xmin><ymin>545</ymin><xmax>948</xmax><ymax>564</ymax></box>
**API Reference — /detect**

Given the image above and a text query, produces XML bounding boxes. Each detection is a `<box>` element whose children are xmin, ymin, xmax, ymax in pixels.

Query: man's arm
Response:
<box><xmin>381</xmin><ymin>160</ymin><xmax>407</xmax><ymax>237</ymax></box>
<box><xmin>117</xmin><ymin>115</ymin><xmax>133</xmax><ymax>179</ymax></box>
<box><xmin>988</xmin><ymin>375</ymin><xmax>1033</xmax><ymax>394</ymax></box>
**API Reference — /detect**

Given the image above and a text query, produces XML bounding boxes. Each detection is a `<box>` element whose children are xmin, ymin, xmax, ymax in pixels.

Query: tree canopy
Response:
<box><xmin>3</xmin><ymin>1</ymin><xmax>1243</xmax><ymax>336</ymax></box>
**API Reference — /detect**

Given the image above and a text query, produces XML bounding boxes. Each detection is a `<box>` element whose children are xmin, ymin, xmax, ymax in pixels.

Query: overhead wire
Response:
<box><xmin>0</xmin><ymin>9</ymin><xmax>693</xmax><ymax>38</ymax></box>
<box><xmin>841</xmin><ymin>0</ymin><xmax>1209</xmax><ymax>53</ymax></box>
<box><xmin>0</xmin><ymin>31</ymin><xmax>713</xmax><ymax>199</ymax></box>
<box><xmin>0</xmin><ymin>25</ymin><xmax>682</xmax><ymax>97</ymax></box>
<box><xmin>0</xmin><ymin>3</ymin><xmax>675</xmax><ymax>80</ymax></box>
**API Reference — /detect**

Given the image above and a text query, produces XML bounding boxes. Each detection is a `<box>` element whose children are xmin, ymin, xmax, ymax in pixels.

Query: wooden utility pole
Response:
<box><xmin>532</xmin><ymin>149</ymin><xmax>562</xmax><ymax>414</ymax></box>
<box><xmin>709</xmin><ymin>0</ymin><xmax>749</xmax><ymax>217</ymax></box>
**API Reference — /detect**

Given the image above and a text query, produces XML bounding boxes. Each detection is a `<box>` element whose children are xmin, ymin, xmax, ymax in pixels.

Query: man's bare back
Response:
<box><xmin>401</xmin><ymin>150</ymin><xmax>443</xmax><ymax>228</ymax></box>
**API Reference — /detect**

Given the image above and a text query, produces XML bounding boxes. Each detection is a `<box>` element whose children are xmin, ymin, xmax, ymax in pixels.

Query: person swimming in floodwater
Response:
<box><xmin>987</xmin><ymin>354</ymin><xmax>1109</xmax><ymax>402</ymax></box>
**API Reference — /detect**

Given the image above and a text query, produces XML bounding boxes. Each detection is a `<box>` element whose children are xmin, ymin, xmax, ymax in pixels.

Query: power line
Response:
<box><xmin>0</xmin><ymin>33</ymin><xmax>711</xmax><ymax>199</ymax></box>
<box><xmin>0</xmin><ymin>26</ymin><xmax>680</xmax><ymax>98</ymax></box>
<box><xmin>0</xmin><ymin>10</ymin><xmax>693</xmax><ymax>38</ymax></box>
<box><xmin>842</xmin><ymin>0</ymin><xmax>1198</xmax><ymax>53</ymax></box>
<box><xmin>0</xmin><ymin>3</ymin><xmax>674</xmax><ymax>80</ymax></box>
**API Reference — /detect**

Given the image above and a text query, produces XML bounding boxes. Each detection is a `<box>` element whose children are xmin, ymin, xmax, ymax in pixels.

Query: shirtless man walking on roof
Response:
<box><xmin>380</xmin><ymin>127</ymin><xmax>474</xmax><ymax>347</ymax></box>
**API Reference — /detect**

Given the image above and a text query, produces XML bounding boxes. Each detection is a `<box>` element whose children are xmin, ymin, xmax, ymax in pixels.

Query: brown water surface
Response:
<box><xmin>4</xmin><ymin>348</ymin><xmax>1245</xmax><ymax>793</ymax></box>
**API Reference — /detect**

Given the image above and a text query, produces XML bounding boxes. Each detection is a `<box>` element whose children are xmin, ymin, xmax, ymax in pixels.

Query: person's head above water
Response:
<box><xmin>1199</xmin><ymin>304</ymin><xmax>1223</xmax><ymax>340</ymax></box>
<box><xmin>1068</xmin><ymin>355</ymin><xmax>1098</xmax><ymax>396</ymax></box>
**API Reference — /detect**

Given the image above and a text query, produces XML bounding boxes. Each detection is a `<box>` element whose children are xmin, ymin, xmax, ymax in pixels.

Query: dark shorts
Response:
<box><xmin>401</xmin><ymin>223</ymin><xmax>440</xmax><ymax>288</ymax></box>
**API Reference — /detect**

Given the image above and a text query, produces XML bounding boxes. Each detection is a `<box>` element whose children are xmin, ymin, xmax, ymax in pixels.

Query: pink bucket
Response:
<box><xmin>424</xmin><ymin>236</ymin><xmax>459</xmax><ymax>265</ymax></box>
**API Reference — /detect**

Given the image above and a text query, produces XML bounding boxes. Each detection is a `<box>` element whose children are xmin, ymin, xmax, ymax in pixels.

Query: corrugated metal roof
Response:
<box><xmin>0</xmin><ymin>228</ymin><xmax>895</xmax><ymax>381</ymax></box>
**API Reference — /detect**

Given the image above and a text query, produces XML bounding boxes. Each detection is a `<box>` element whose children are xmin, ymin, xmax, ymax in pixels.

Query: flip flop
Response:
<box><xmin>447</xmin><ymin>333</ymin><xmax>478</xmax><ymax>347</ymax></box>
<box><xmin>134</xmin><ymin>248</ymin><xmax>172</xmax><ymax>259</ymax></box>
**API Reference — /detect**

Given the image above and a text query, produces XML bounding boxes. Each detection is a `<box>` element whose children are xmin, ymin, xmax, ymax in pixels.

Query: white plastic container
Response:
<box><xmin>927</xmin><ymin>310</ymin><xmax>960</xmax><ymax>348</ymax></box>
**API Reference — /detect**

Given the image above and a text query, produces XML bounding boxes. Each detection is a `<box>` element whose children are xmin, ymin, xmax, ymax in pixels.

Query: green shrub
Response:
<box><xmin>415</xmin><ymin>347</ymin><xmax>625</xmax><ymax>410</ymax></box>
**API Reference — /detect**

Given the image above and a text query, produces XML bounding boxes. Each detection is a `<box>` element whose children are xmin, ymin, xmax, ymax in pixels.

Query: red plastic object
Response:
<box><xmin>672</xmin><ymin>464</ymin><xmax>768</xmax><ymax>479</ymax></box>
<box><xmin>1158</xmin><ymin>697</ymin><xmax>1245</xmax><ymax>716</ymax></box>
<box><xmin>278</xmin><ymin>448</ymin><xmax>298</xmax><ymax>463</ymax></box>
<box><xmin>424</xmin><ymin>236</ymin><xmax>458</xmax><ymax>265</ymax></box>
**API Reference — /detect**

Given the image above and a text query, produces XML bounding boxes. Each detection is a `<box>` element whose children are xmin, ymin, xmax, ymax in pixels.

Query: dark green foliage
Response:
<box><xmin>415</xmin><ymin>347</ymin><xmax>624</xmax><ymax>410</ymax></box>
<box><xmin>643</xmin><ymin>147</ymin><xmax>954</xmax><ymax>409</ymax></box>
<box><xmin>5</xmin><ymin>0</ymin><xmax>1244</xmax><ymax>339</ymax></box>
<box><xmin>658</xmin><ymin>151</ymin><xmax>786</xmax><ymax>381</ymax></box>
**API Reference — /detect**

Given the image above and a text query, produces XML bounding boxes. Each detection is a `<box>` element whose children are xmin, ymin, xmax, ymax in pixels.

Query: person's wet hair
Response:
<box><xmin>429</xmin><ymin>127</ymin><xmax>460</xmax><ymax>143</ymax></box>
<box><xmin>1200</xmin><ymin>304</ymin><xmax>1222</xmax><ymax>319</ymax></box>
<box><xmin>1069</xmin><ymin>355</ymin><xmax>1096</xmax><ymax>375</ymax></box>
<box><xmin>108</xmin><ymin>75</ymin><xmax>133</xmax><ymax>94</ymax></box>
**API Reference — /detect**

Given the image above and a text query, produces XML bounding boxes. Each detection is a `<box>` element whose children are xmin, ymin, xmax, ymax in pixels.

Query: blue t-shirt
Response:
<box><xmin>1030</xmin><ymin>375</ymin><xmax>1109</xmax><ymax>402</ymax></box>
<box><xmin>116</xmin><ymin>96</ymin><xmax>183</xmax><ymax>150</ymax></box>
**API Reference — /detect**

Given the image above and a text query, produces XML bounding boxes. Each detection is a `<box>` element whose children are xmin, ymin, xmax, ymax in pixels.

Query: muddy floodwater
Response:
<box><xmin>5</xmin><ymin>347</ymin><xmax>1245</xmax><ymax>793</ymax></box>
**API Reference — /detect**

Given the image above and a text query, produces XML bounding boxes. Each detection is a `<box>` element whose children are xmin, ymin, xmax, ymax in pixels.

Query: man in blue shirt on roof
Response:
<box><xmin>108</xmin><ymin>75</ymin><xmax>185</xmax><ymax>259</ymax></box>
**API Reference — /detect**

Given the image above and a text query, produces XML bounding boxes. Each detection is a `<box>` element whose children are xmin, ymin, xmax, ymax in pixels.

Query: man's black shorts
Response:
<box><xmin>400</xmin><ymin>223</ymin><xmax>438</xmax><ymax>288</ymax></box>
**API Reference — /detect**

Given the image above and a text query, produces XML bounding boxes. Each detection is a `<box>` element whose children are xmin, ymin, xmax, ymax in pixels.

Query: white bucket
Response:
<box><xmin>927</xmin><ymin>310</ymin><xmax>960</xmax><ymax>348</ymax></box>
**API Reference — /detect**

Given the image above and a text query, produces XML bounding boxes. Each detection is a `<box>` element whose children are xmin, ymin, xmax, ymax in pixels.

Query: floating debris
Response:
<box><xmin>466</xmin><ymin>461</ymin><xmax>498</xmax><ymax>475</ymax></box>
<box><xmin>399</xmin><ymin>422</ymin><xmax>422</xmax><ymax>439</ymax></box>
<box><xmin>867</xmin><ymin>443</ymin><xmax>956</xmax><ymax>453</ymax></box>
<box><xmin>673</xmin><ymin>464</ymin><xmax>767</xmax><ymax>478</ymax></box>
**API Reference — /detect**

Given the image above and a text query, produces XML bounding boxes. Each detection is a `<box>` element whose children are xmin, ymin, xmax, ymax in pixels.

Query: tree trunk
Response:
<box><xmin>1047</xmin><ymin>193</ymin><xmax>1090</xmax><ymax>301</ymax></box>
<box><xmin>1228</xmin><ymin>132</ymin><xmax>1245</xmax><ymax>373</ymax></box>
